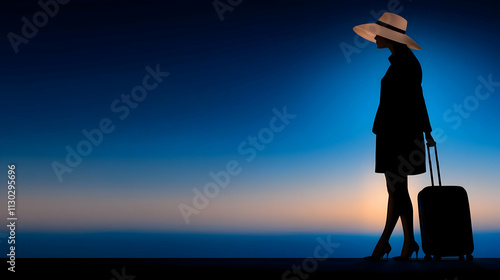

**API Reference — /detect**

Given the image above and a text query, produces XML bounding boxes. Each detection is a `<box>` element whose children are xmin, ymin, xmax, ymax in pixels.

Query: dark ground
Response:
<box><xmin>4</xmin><ymin>258</ymin><xmax>500</xmax><ymax>279</ymax></box>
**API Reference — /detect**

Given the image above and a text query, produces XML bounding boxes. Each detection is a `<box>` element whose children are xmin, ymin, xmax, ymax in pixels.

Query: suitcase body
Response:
<box><xmin>417</xmin><ymin>145</ymin><xmax>474</xmax><ymax>261</ymax></box>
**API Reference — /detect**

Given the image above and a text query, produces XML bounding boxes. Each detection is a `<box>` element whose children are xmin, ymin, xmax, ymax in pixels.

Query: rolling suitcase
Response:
<box><xmin>417</xmin><ymin>144</ymin><xmax>474</xmax><ymax>261</ymax></box>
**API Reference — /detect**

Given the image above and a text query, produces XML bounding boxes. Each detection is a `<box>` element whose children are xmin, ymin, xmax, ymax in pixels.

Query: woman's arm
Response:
<box><xmin>425</xmin><ymin>131</ymin><xmax>436</xmax><ymax>147</ymax></box>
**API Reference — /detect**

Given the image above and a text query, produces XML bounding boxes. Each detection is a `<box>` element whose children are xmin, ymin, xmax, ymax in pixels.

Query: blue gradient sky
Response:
<box><xmin>1</xmin><ymin>0</ymin><xmax>500</xmax><ymax>257</ymax></box>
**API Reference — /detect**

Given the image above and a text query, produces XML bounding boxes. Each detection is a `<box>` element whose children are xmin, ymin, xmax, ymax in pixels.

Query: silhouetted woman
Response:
<box><xmin>353</xmin><ymin>13</ymin><xmax>436</xmax><ymax>261</ymax></box>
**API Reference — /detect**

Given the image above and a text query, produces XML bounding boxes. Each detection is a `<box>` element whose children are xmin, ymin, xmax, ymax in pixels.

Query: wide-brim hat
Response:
<box><xmin>353</xmin><ymin>12</ymin><xmax>421</xmax><ymax>50</ymax></box>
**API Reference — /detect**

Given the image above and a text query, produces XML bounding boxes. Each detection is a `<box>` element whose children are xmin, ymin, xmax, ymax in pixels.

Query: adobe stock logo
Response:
<box><xmin>7</xmin><ymin>0</ymin><xmax>71</xmax><ymax>54</ymax></box>
<box><xmin>178</xmin><ymin>106</ymin><xmax>296</xmax><ymax>225</ymax></box>
<box><xmin>282</xmin><ymin>236</ymin><xmax>340</xmax><ymax>280</ymax></box>
<box><xmin>51</xmin><ymin>64</ymin><xmax>169</xmax><ymax>182</ymax></box>
<box><xmin>432</xmin><ymin>73</ymin><xmax>500</xmax><ymax>143</ymax></box>
<box><xmin>213</xmin><ymin>0</ymin><xmax>244</xmax><ymax>21</ymax></box>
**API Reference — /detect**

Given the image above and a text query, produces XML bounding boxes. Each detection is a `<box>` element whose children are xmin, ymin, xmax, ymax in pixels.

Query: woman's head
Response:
<box><xmin>375</xmin><ymin>35</ymin><xmax>409</xmax><ymax>53</ymax></box>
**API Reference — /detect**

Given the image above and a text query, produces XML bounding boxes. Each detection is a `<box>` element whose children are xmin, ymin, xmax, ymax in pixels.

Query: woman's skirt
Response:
<box><xmin>375</xmin><ymin>132</ymin><xmax>426</xmax><ymax>175</ymax></box>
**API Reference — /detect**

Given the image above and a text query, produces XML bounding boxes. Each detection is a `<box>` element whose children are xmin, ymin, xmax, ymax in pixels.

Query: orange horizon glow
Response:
<box><xmin>10</xmin><ymin>171</ymin><xmax>500</xmax><ymax>234</ymax></box>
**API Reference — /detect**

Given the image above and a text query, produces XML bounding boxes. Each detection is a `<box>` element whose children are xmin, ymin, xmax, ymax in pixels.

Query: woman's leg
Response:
<box><xmin>393</xmin><ymin>175</ymin><xmax>417</xmax><ymax>257</ymax></box>
<box><xmin>370</xmin><ymin>172</ymin><xmax>400</xmax><ymax>256</ymax></box>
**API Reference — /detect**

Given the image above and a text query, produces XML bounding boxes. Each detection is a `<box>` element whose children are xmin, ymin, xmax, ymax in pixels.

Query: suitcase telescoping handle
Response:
<box><xmin>427</xmin><ymin>144</ymin><xmax>442</xmax><ymax>187</ymax></box>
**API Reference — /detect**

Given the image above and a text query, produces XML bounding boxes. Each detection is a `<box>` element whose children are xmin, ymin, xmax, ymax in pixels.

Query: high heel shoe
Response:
<box><xmin>364</xmin><ymin>242</ymin><xmax>391</xmax><ymax>261</ymax></box>
<box><xmin>392</xmin><ymin>241</ymin><xmax>419</xmax><ymax>261</ymax></box>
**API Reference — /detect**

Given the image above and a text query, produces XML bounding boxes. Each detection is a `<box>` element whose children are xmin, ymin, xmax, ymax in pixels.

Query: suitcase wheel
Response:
<box><xmin>459</xmin><ymin>255</ymin><xmax>464</xmax><ymax>261</ymax></box>
<box><xmin>433</xmin><ymin>255</ymin><xmax>441</xmax><ymax>261</ymax></box>
<box><xmin>466</xmin><ymin>254</ymin><xmax>473</xmax><ymax>261</ymax></box>
<box><xmin>424</xmin><ymin>255</ymin><xmax>432</xmax><ymax>261</ymax></box>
